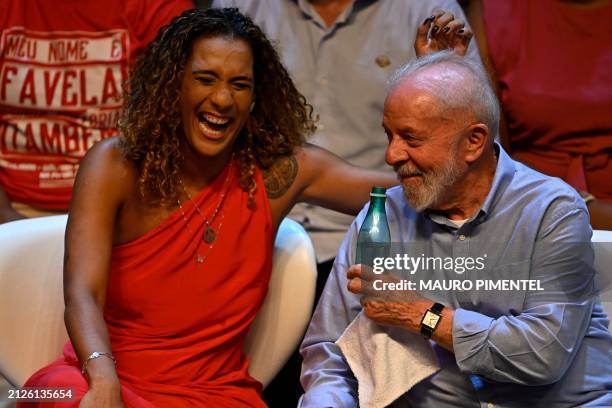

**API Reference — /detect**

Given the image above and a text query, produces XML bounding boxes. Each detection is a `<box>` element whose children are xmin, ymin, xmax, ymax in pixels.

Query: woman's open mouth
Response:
<box><xmin>197</xmin><ymin>112</ymin><xmax>232</xmax><ymax>139</ymax></box>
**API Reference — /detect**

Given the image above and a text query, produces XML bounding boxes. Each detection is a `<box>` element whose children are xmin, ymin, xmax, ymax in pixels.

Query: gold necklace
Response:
<box><xmin>176</xmin><ymin>164</ymin><xmax>233</xmax><ymax>263</ymax></box>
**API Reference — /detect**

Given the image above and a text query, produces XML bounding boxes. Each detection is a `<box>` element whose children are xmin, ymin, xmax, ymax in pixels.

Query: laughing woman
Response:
<box><xmin>18</xmin><ymin>7</ymin><xmax>396</xmax><ymax>408</ymax></box>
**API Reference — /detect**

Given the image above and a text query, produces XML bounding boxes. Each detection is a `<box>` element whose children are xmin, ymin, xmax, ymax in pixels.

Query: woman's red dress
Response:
<box><xmin>21</xmin><ymin>161</ymin><xmax>273</xmax><ymax>407</ymax></box>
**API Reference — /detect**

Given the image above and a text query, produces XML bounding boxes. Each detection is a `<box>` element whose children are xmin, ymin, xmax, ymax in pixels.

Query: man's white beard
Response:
<box><xmin>398</xmin><ymin>156</ymin><xmax>463</xmax><ymax>212</ymax></box>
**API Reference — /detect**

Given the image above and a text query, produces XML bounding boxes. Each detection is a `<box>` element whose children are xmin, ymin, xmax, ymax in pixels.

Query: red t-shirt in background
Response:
<box><xmin>483</xmin><ymin>0</ymin><xmax>612</xmax><ymax>201</ymax></box>
<box><xmin>0</xmin><ymin>0</ymin><xmax>192</xmax><ymax>210</ymax></box>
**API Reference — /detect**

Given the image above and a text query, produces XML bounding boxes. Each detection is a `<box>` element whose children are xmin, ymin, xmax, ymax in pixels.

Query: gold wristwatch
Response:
<box><xmin>420</xmin><ymin>302</ymin><xmax>444</xmax><ymax>339</ymax></box>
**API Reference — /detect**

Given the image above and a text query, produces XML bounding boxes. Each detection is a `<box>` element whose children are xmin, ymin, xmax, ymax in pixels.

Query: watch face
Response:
<box><xmin>423</xmin><ymin>311</ymin><xmax>441</xmax><ymax>329</ymax></box>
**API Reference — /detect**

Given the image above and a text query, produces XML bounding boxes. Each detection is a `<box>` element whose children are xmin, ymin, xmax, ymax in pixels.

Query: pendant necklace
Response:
<box><xmin>176</xmin><ymin>162</ymin><xmax>233</xmax><ymax>264</ymax></box>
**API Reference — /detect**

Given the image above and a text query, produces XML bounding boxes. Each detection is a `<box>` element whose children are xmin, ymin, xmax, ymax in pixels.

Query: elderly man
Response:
<box><xmin>208</xmin><ymin>2</ymin><xmax>479</xmax><ymax>404</ymax></box>
<box><xmin>300</xmin><ymin>51</ymin><xmax>612</xmax><ymax>407</ymax></box>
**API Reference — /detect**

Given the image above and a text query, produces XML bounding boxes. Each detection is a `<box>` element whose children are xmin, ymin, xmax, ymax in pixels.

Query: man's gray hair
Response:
<box><xmin>389</xmin><ymin>51</ymin><xmax>500</xmax><ymax>139</ymax></box>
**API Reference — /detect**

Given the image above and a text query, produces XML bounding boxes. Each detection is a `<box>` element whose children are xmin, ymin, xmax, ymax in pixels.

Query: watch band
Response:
<box><xmin>420</xmin><ymin>302</ymin><xmax>445</xmax><ymax>339</ymax></box>
<box><xmin>430</xmin><ymin>302</ymin><xmax>444</xmax><ymax>314</ymax></box>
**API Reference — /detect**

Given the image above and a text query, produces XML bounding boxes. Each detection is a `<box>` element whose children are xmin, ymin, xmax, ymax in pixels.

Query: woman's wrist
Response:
<box><xmin>82</xmin><ymin>351</ymin><xmax>116</xmax><ymax>374</ymax></box>
<box><xmin>83</xmin><ymin>356</ymin><xmax>120</xmax><ymax>386</ymax></box>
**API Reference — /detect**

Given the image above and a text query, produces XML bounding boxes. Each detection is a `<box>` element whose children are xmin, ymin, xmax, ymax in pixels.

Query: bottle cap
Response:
<box><xmin>370</xmin><ymin>186</ymin><xmax>387</xmax><ymax>198</ymax></box>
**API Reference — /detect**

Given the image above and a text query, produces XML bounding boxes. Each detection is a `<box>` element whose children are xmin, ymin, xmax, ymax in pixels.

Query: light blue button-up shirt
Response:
<box><xmin>300</xmin><ymin>145</ymin><xmax>612</xmax><ymax>407</ymax></box>
<box><xmin>211</xmin><ymin>0</ymin><xmax>483</xmax><ymax>260</ymax></box>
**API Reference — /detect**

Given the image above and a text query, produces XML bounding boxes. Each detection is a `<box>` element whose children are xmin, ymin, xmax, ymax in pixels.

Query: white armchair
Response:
<box><xmin>0</xmin><ymin>215</ymin><xmax>317</xmax><ymax>388</ymax></box>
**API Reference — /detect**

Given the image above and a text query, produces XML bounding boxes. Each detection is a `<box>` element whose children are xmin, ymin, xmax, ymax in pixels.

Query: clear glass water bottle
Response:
<box><xmin>355</xmin><ymin>187</ymin><xmax>390</xmax><ymax>265</ymax></box>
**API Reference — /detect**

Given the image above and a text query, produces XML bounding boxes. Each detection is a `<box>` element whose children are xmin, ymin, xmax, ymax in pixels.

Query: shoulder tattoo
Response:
<box><xmin>263</xmin><ymin>155</ymin><xmax>298</xmax><ymax>199</ymax></box>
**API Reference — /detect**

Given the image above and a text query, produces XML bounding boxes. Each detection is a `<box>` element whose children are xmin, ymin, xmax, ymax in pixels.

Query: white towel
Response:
<box><xmin>336</xmin><ymin>311</ymin><xmax>440</xmax><ymax>408</ymax></box>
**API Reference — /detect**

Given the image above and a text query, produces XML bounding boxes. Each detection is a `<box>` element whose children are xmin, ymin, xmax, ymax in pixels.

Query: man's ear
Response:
<box><xmin>463</xmin><ymin>123</ymin><xmax>489</xmax><ymax>163</ymax></box>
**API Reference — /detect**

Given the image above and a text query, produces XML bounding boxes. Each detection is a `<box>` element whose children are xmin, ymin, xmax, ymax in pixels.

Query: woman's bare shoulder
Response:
<box><xmin>79</xmin><ymin>137</ymin><xmax>138</xmax><ymax>186</ymax></box>
<box><xmin>71</xmin><ymin>137</ymin><xmax>140</xmax><ymax>214</ymax></box>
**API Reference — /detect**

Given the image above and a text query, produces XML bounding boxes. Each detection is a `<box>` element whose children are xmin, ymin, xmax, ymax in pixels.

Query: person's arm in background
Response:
<box><xmin>0</xmin><ymin>186</ymin><xmax>25</xmax><ymax>223</ymax></box>
<box><xmin>411</xmin><ymin>1</ymin><xmax>509</xmax><ymax>148</ymax></box>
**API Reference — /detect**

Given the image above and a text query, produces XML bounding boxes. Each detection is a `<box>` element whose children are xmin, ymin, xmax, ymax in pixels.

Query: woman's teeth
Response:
<box><xmin>203</xmin><ymin>114</ymin><xmax>229</xmax><ymax>125</ymax></box>
<box><xmin>199</xmin><ymin>120</ymin><xmax>223</xmax><ymax>136</ymax></box>
<box><xmin>197</xmin><ymin>113</ymin><xmax>230</xmax><ymax>136</ymax></box>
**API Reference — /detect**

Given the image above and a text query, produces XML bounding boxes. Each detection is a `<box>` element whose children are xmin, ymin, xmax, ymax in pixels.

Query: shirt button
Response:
<box><xmin>458</xmin><ymin>234</ymin><xmax>466</xmax><ymax>241</ymax></box>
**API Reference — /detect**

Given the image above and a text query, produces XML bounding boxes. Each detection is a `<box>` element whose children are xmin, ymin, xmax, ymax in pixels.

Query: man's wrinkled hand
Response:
<box><xmin>414</xmin><ymin>9</ymin><xmax>473</xmax><ymax>57</ymax></box>
<box><xmin>347</xmin><ymin>264</ymin><xmax>427</xmax><ymax>331</ymax></box>
<box><xmin>347</xmin><ymin>264</ymin><xmax>412</xmax><ymax>302</ymax></box>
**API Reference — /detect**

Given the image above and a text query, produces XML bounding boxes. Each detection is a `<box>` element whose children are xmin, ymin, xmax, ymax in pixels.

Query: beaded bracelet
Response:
<box><xmin>81</xmin><ymin>351</ymin><xmax>116</xmax><ymax>375</ymax></box>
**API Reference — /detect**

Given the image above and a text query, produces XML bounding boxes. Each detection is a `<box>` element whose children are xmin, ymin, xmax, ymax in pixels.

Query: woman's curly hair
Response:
<box><xmin>119</xmin><ymin>7</ymin><xmax>315</xmax><ymax>206</ymax></box>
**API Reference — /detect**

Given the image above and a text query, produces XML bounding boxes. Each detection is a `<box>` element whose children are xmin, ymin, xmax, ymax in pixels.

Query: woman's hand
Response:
<box><xmin>414</xmin><ymin>9</ymin><xmax>473</xmax><ymax>57</ymax></box>
<box><xmin>0</xmin><ymin>188</ymin><xmax>25</xmax><ymax>224</ymax></box>
<box><xmin>80</xmin><ymin>375</ymin><xmax>124</xmax><ymax>408</ymax></box>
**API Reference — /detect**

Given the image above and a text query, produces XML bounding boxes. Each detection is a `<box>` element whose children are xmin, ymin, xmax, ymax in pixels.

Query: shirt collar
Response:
<box><xmin>424</xmin><ymin>142</ymin><xmax>515</xmax><ymax>227</ymax></box>
<box><xmin>296</xmin><ymin>0</ymin><xmax>362</xmax><ymax>29</ymax></box>
<box><xmin>478</xmin><ymin>142</ymin><xmax>515</xmax><ymax>217</ymax></box>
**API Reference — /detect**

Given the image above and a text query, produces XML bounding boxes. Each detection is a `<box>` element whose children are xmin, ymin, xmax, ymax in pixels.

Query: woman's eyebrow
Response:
<box><xmin>192</xmin><ymin>69</ymin><xmax>253</xmax><ymax>82</ymax></box>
